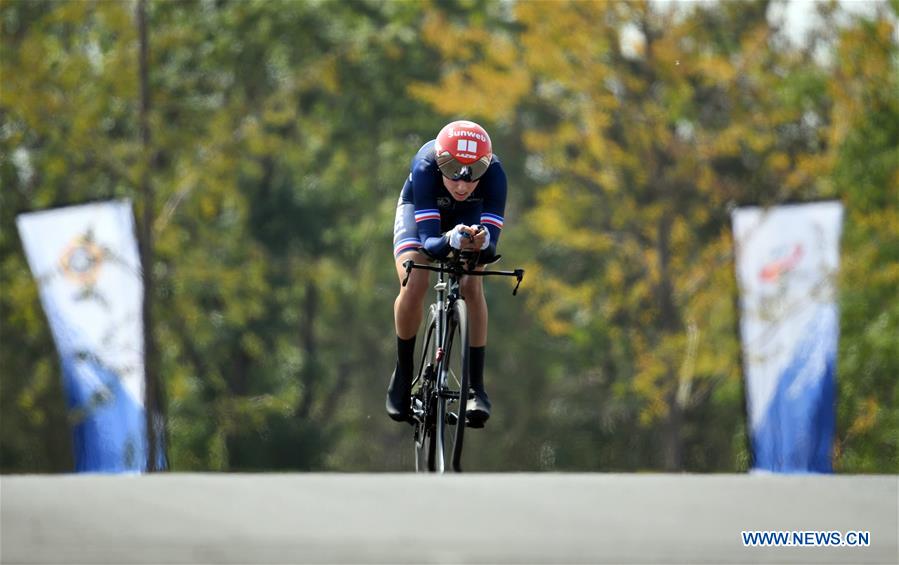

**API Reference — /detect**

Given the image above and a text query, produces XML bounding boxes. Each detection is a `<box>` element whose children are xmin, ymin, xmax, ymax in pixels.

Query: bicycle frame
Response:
<box><xmin>433</xmin><ymin>266</ymin><xmax>456</xmax><ymax>471</ymax></box>
<box><xmin>407</xmin><ymin>261</ymin><xmax>462</xmax><ymax>472</ymax></box>
<box><xmin>403</xmin><ymin>251</ymin><xmax>524</xmax><ymax>472</ymax></box>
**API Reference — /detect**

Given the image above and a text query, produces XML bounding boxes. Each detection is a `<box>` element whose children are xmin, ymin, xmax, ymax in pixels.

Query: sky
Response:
<box><xmin>775</xmin><ymin>0</ymin><xmax>889</xmax><ymax>45</ymax></box>
<box><xmin>650</xmin><ymin>0</ymin><xmax>890</xmax><ymax>44</ymax></box>
<box><xmin>622</xmin><ymin>0</ymin><xmax>895</xmax><ymax>58</ymax></box>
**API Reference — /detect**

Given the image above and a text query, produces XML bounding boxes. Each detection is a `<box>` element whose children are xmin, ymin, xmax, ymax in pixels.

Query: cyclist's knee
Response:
<box><xmin>398</xmin><ymin>268</ymin><xmax>429</xmax><ymax>303</ymax></box>
<box><xmin>395</xmin><ymin>252</ymin><xmax>430</xmax><ymax>298</ymax></box>
<box><xmin>460</xmin><ymin>275</ymin><xmax>484</xmax><ymax>301</ymax></box>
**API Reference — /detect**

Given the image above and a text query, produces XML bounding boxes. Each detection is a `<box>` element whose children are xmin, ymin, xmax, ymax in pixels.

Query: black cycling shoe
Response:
<box><xmin>386</xmin><ymin>367</ymin><xmax>411</xmax><ymax>422</ymax></box>
<box><xmin>465</xmin><ymin>388</ymin><xmax>491</xmax><ymax>428</ymax></box>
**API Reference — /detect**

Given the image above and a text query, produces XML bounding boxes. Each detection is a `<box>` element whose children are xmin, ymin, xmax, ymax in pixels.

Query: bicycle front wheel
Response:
<box><xmin>413</xmin><ymin>305</ymin><xmax>438</xmax><ymax>473</ymax></box>
<box><xmin>435</xmin><ymin>298</ymin><xmax>470</xmax><ymax>473</ymax></box>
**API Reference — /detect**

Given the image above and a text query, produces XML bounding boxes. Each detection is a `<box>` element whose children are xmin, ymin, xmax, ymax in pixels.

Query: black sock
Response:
<box><xmin>396</xmin><ymin>335</ymin><xmax>416</xmax><ymax>380</ymax></box>
<box><xmin>469</xmin><ymin>346</ymin><xmax>486</xmax><ymax>393</ymax></box>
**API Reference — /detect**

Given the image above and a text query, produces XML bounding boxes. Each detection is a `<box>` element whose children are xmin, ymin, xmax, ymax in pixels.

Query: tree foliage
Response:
<box><xmin>1</xmin><ymin>0</ymin><xmax>895</xmax><ymax>473</ymax></box>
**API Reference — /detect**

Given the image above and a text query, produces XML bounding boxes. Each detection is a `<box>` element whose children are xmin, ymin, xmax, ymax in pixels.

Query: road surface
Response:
<box><xmin>2</xmin><ymin>473</ymin><xmax>896</xmax><ymax>564</ymax></box>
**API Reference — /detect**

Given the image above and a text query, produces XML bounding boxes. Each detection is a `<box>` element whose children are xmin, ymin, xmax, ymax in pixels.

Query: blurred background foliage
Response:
<box><xmin>1</xmin><ymin>0</ymin><xmax>896</xmax><ymax>473</ymax></box>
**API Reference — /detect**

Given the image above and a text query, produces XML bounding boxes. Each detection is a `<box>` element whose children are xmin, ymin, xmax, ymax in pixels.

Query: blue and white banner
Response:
<box><xmin>17</xmin><ymin>201</ymin><xmax>150</xmax><ymax>472</ymax></box>
<box><xmin>732</xmin><ymin>201</ymin><xmax>843</xmax><ymax>473</ymax></box>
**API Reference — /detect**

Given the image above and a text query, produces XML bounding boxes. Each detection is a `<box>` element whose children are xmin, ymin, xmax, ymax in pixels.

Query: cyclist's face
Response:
<box><xmin>442</xmin><ymin>176</ymin><xmax>479</xmax><ymax>202</ymax></box>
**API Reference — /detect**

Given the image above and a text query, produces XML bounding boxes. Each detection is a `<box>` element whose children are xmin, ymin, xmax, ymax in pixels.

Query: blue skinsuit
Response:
<box><xmin>392</xmin><ymin>140</ymin><xmax>507</xmax><ymax>260</ymax></box>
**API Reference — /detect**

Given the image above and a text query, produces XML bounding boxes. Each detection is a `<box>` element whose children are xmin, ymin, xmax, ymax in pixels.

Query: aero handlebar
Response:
<box><xmin>402</xmin><ymin>254</ymin><xmax>524</xmax><ymax>296</ymax></box>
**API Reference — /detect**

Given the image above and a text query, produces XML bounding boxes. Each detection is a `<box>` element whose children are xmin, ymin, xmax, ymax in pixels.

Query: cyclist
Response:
<box><xmin>387</xmin><ymin>120</ymin><xmax>507</xmax><ymax>428</ymax></box>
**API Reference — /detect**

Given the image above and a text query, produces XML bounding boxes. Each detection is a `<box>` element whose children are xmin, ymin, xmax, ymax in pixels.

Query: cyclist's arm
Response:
<box><xmin>411</xmin><ymin>163</ymin><xmax>452</xmax><ymax>258</ymax></box>
<box><xmin>477</xmin><ymin>164</ymin><xmax>507</xmax><ymax>260</ymax></box>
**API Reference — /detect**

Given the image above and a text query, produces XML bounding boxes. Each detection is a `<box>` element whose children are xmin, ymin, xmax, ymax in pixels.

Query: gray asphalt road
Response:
<box><xmin>1</xmin><ymin>474</ymin><xmax>896</xmax><ymax>564</ymax></box>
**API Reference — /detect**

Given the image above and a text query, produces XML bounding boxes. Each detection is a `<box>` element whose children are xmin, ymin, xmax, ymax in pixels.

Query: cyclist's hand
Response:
<box><xmin>447</xmin><ymin>224</ymin><xmax>474</xmax><ymax>250</ymax></box>
<box><xmin>447</xmin><ymin>225</ymin><xmax>488</xmax><ymax>251</ymax></box>
<box><xmin>469</xmin><ymin>225</ymin><xmax>490</xmax><ymax>251</ymax></box>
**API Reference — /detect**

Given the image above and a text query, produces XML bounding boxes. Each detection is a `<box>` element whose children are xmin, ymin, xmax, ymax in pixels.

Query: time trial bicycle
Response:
<box><xmin>401</xmin><ymin>249</ymin><xmax>523</xmax><ymax>472</ymax></box>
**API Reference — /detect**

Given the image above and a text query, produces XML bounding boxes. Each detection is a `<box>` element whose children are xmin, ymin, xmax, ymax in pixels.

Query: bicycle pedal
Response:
<box><xmin>445</xmin><ymin>412</ymin><xmax>458</xmax><ymax>425</ymax></box>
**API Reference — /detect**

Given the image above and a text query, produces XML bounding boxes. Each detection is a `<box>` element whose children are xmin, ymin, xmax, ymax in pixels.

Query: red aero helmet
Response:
<box><xmin>434</xmin><ymin>120</ymin><xmax>493</xmax><ymax>182</ymax></box>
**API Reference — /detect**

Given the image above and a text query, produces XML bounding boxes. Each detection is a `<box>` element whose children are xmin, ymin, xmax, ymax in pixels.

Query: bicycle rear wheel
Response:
<box><xmin>435</xmin><ymin>299</ymin><xmax>470</xmax><ymax>472</ymax></box>
<box><xmin>413</xmin><ymin>306</ymin><xmax>438</xmax><ymax>472</ymax></box>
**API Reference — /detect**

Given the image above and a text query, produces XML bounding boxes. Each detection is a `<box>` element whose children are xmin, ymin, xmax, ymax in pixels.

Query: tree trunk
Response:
<box><xmin>137</xmin><ymin>0</ymin><xmax>167</xmax><ymax>472</ymax></box>
<box><xmin>663</xmin><ymin>387</ymin><xmax>685</xmax><ymax>471</ymax></box>
<box><xmin>297</xmin><ymin>278</ymin><xmax>319</xmax><ymax>420</ymax></box>
<box><xmin>657</xmin><ymin>212</ymin><xmax>684</xmax><ymax>471</ymax></box>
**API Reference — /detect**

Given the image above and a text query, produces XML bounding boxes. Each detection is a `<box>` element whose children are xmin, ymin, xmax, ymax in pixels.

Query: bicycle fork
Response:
<box><xmin>433</xmin><ymin>271</ymin><xmax>462</xmax><ymax>425</ymax></box>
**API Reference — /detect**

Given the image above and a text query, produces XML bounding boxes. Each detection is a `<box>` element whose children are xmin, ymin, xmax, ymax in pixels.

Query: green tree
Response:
<box><xmin>3</xmin><ymin>0</ymin><xmax>896</xmax><ymax>474</ymax></box>
<box><xmin>823</xmin><ymin>5</ymin><xmax>899</xmax><ymax>472</ymax></box>
<box><xmin>411</xmin><ymin>0</ymin><xmax>894</xmax><ymax>472</ymax></box>
<box><xmin>2</xmin><ymin>0</ymin><xmax>141</xmax><ymax>471</ymax></box>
